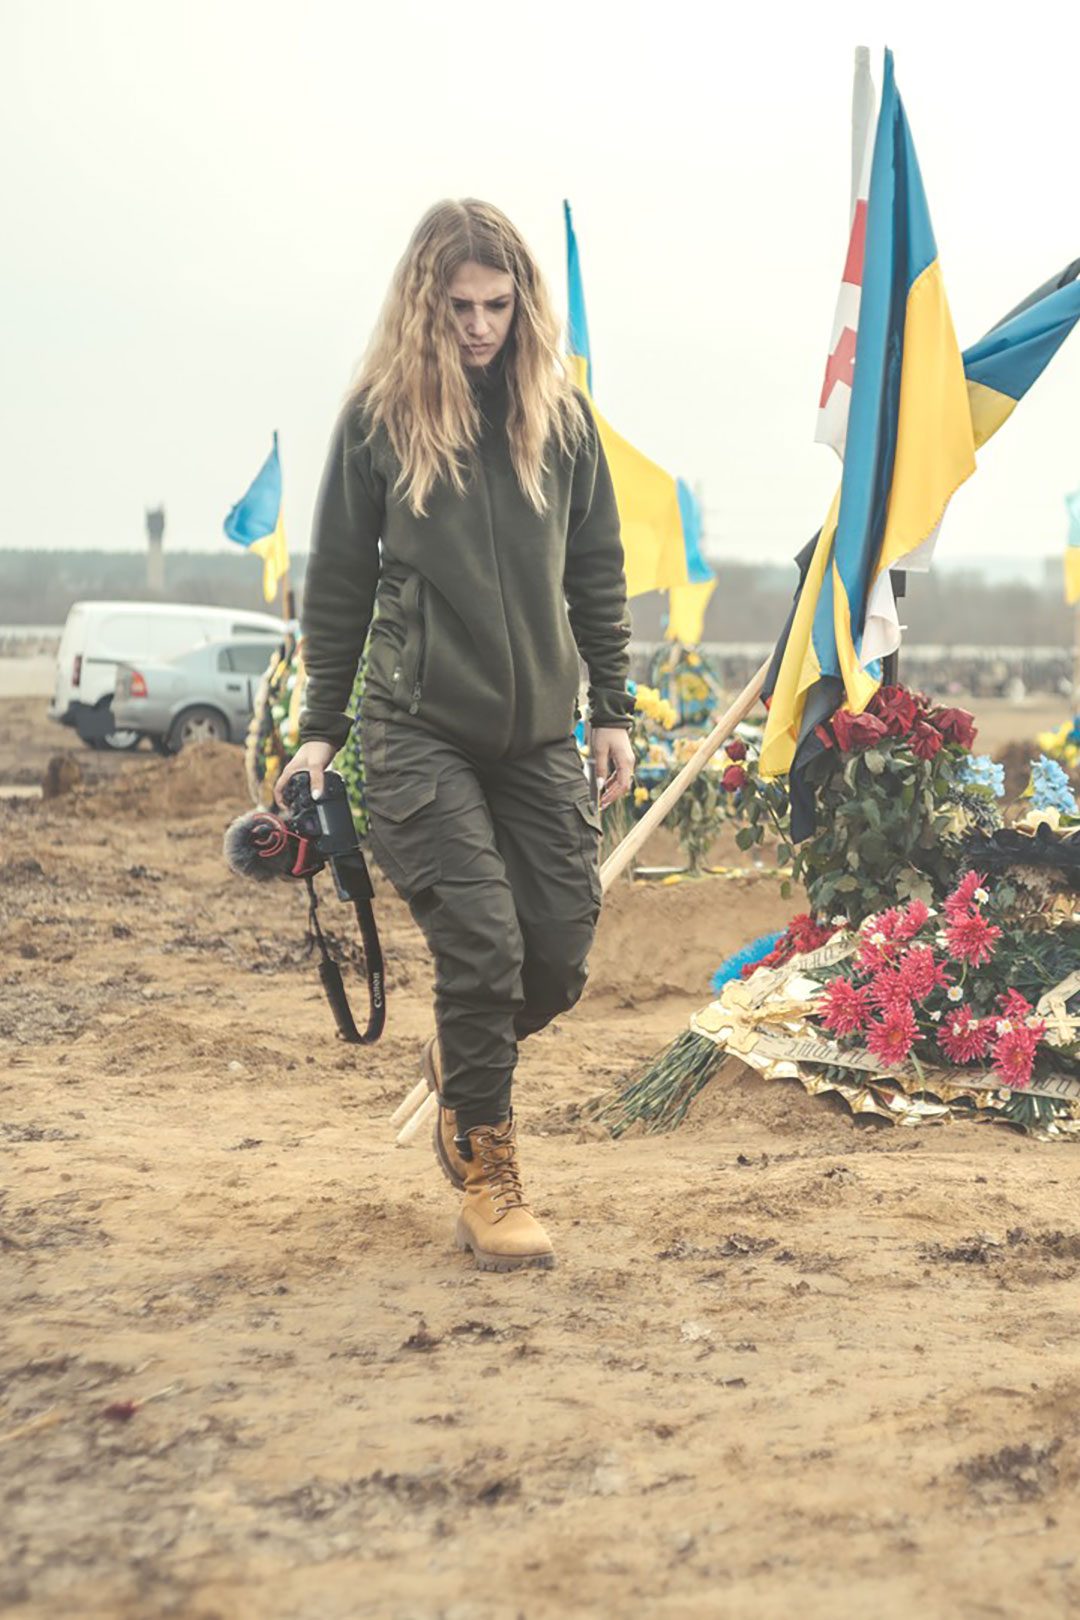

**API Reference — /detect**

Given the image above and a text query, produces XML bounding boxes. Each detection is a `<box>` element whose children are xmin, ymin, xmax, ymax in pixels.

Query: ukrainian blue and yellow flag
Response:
<box><xmin>964</xmin><ymin>261</ymin><xmax>1080</xmax><ymax>608</ymax></box>
<box><xmin>963</xmin><ymin>257</ymin><xmax>1080</xmax><ymax>452</ymax></box>
<box><xmin>224</xmin><ymin>431</ymin><xmax>290</xmax><ymax>603</ymax></box>
<box><xmin>1065</xmin><ymin>486</ymin><xmax>1080</xmax><ymax>606</ymax></box>
<box><xmin>760</xmin><ymin>51</ymin><xmax>1080</xmax><ymax>834</ymax></box>
<box><xmin>565</xmin><ymin>200</ymin><xmax>593</xmax><ymax>399</ymax></box>
<box><xmin>762</xmin><ymin>51</ymin><xmax>974</xmax><ymax>797</ymax></box>
<box><xmin>668</xmin><ymin>480</ymin><xmax>716</xmax><ymax>644</ymax></box>
<box><xmin>564</xmin><ymin>201</ymin><xmax>716</xmax><ymax>637</ymax></box>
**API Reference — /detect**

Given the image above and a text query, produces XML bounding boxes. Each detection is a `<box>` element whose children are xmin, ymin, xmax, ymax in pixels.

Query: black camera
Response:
<box><xmin>225</xmin><ymin>769</ymin><xmax>366</xmax><ymax>900</ymax></box>
<box><xmin>223</xmin><ymin>770</ymin><xmax>385</xmax><ymax>1043</ymax></box>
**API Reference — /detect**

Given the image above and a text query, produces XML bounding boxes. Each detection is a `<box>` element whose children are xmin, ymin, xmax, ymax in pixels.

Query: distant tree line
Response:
<box><xmin>631</xmin><ymin>563</ymin><xmax>1074</xmax><ymax>649</ymax></box>
<box><xmin>0</xmin><ymin>551</ymin><xmax>309</xmax><ymax>625</ymax></box>
<box><xmin>0</xmin><ymin>549</ymin><xmax>1073</xmax><ymax>650</ymax></box>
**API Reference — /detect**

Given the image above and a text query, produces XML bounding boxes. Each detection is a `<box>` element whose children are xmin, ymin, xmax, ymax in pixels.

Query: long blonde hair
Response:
<box><xmin>354</xmin><ymin>199</ymin><xmax>587</xmax><ymax>516</ymax></box>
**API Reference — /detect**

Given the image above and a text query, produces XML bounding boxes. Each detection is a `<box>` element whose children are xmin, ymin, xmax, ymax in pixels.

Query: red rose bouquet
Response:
<box><xmin>722</xmin><ymin>684</ymin><xmax>999</xmax><ymax>924</ymax></box>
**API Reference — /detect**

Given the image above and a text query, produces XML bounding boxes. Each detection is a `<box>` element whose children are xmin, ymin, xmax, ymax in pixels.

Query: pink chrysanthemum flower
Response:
<box><xmin>854</xmin><ymin>923</ymin><xmax>902</xmax><ymax>975</ymax></box>
<box><xmin>865</xmin><ymin>1002</ymin><xmax>918</xmax><ymax>1069</ymax></box>
<box><xmin>996</xmin><ymin>988</ymin><xmax>1034</xmax><ymax>1021</ymax></box>
<box><xmin>896</xmin><ymin>946</ymin><xmax>948</xmax><ymax>1003</ymax></box>
<box><xmin>876</xmin><ymin>908</ymin><xmax>903</xmax><ymax>939</ymax></box>
<box><xmin>943</xmin><ymin>871</ymin><xmax>989</xmax><ymax>922</ymax></box>
<box><xmin>944</xmin><ymin>910</ymin><xmax>1001</xmax><ymax>967</ymax></box>
<box><xmin>937</xmin><ymin>1014</ymin><xmax>992</xmax><ymax>1065</ymax></box>
<box><xmin>895</xmin><ymin>899</ymin><xmax>931</xmax><ymax>943</ymax></box>
<box><xmin>819</xmin><ymin>978</ymin><xmax>873</xmax><ymax>1037</ymax></box>
<box><xmin>991</xmin><ymin>1022</ymin><xmax>1043</xmax><ymax>1091</ymax></box>
<box><xmin>867</xmin><ymin>968</ymin><xmax>908</xmax><ymax>1011</ymax></box>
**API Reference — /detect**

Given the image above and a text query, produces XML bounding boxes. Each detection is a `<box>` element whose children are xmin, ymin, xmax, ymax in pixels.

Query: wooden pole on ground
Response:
<box><xmin>396</xmin><ymin>1091</ymin><xmax>438</xmax><ymax>1145</ymax></box>
<box><xmin>391</xmin><ymin>1077</ymin><xmax>430</xmax><ymax>1129</ymax></box>
<box><xmin>598</xmin><ymin>655</ymin><xmax>770</xmax><ymax>889</ymax></box>
<box><xmin>393</xmin><ymin>655</ymin><xmax>772</xmax><ymax>1144</ymax></box>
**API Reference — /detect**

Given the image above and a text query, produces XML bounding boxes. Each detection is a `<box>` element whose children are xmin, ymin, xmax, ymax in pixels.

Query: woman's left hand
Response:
<box><xmin>591</xmin><ymin>727</ymin><xmax>635</xmax><ymax>809</ymax></box>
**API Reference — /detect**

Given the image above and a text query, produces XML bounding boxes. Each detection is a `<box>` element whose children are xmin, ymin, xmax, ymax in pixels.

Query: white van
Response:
<box><xmin>50</xmin><ymin>600</ymin><xmax>287</xmax><ymax>748</ymax></box>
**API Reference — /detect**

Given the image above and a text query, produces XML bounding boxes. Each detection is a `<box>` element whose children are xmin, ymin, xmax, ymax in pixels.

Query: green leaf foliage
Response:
<box><xmin>723</xmin><ymin>721</ymin><xmax>1007</xmax><ymax>925</ymax></box>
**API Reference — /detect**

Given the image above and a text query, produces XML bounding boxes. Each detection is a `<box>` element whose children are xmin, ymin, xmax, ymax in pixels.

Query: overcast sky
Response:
<box><xmin>3</xmin><ymin>0</ymin><xmax>1079</xmax><ymax>574</ymax></box>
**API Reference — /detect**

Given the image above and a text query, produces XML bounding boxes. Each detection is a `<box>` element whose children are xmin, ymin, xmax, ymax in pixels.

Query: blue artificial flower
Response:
<box><xmin>1029</xmin><ymin>754</ymin><xmax>1079</xmax><ymax>816</ymax></box>
<box><xmin>953</xmin><ymin>754</ymin><xmax>1005</xmax><ymax>797</ymax></box>
<box><xmin>711</xmin><ymin>932</ymin><xmax>785</xmax><ymax>993</ymax></box>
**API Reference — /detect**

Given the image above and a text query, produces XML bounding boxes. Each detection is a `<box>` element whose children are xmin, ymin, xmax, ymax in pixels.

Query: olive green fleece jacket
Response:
<box><xmin>299</xmin><ymin>364</ymin><xmax>633</xmax><ymax>759</ymax></box>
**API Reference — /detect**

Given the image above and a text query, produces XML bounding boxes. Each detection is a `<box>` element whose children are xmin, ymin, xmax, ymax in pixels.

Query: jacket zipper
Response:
<box><xmin>476</xmin><ymin>460</ymin><xmax>514</xmax><ymax>754</ymax></box>
<box><xmin>408</xmin><ymin>579</ymin><xmax>426</xmax><ymax>715</ymax></box>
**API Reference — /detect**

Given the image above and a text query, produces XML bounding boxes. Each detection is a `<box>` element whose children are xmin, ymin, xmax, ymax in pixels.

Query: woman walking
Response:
<box><xmin>277</xmin><ymin>199</ymin><xmax>634</xmax><ymax>1271</ymax></box>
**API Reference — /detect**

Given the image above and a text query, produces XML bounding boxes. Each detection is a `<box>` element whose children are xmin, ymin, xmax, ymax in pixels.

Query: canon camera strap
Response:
<box><xmin>303</xmin><ymin>869</ymin><xmax>386</xmax><ymax>1044</ymax></box>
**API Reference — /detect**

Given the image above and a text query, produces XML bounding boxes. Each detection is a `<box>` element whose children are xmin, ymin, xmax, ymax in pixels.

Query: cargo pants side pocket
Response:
<box><xmin>365</xmin><ymin>773</ymin><xmax>442</xmax><ymax>901</ymax></box>
<box><xmin>572</xmin><ymin>797</ymin><xmax>603</xmax><ymax>913</ymax></box>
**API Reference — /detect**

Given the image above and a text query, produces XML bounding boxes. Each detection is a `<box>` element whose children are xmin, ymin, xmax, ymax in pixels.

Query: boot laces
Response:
<box><xmin>476</xmin><ymin>1130</ymin><xmax>526</xmax><ymax>1214</ymax></box>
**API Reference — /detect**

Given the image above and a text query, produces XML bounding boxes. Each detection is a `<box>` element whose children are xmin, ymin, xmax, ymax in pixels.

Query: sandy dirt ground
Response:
<box><xmin>4</xmin><ymin>696</ymin><xmax>1080</xmax><ymax>1620</ymax></box>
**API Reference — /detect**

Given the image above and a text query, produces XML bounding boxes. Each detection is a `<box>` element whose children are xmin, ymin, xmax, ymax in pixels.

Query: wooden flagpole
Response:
<box><xmin>597</xmin><ymin>656</ymin><xmax>771</xmax><ymax>889</ymax></box>
<box><xmin>280</xmin><ymin>568</ymin><xmax>296</xmax><ymax>654</ymax></box>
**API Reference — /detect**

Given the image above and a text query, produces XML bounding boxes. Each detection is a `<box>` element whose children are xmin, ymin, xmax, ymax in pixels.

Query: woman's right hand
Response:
<box><xmin>274</xmin><ymin>740</ymin><xmax>336</xmax><ymax>809</ymax></box>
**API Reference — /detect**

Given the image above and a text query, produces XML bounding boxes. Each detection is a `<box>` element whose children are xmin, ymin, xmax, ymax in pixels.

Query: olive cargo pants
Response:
<box><xmin>361</xmin><ymin>714</ymin><xmax>603</xmax><ymax>1130</ymax></box>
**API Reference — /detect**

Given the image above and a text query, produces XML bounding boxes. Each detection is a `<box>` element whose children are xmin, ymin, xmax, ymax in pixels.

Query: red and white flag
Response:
<box><xmin>815</xmin><ymin>46</ymin><xmax>876</xmax><ymax>460</ymax></box>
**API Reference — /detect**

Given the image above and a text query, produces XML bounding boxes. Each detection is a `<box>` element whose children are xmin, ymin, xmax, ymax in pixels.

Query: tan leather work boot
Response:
<box><xmin>454</xmin><ymin>1117</ymin><xmax>555</xmax><ymax>1272</ymax></box>
<box><xmin>422</xmin><ymin>1035</ymin><xmax>467</xmax><ymax>1191</ymax></box>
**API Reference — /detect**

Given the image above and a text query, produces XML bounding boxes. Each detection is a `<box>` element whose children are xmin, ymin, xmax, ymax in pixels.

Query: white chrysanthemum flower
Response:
<box><xmin>947</xmin><ymin>986</ymin><xmax>964</xmax><ymax>1003</ymax></box>
<box><xmin>996</xmin><ymin>1019</ymin><xmax>1013</xmax><ymax>1035</ymax></box>
<box><xmin>973</xmin><ymin>887</ymin><xmax>989</xmax><ymax>904</ymax></box>
<box><xmin>929</xmin><ymin>1010</ymin><xmax>942</xmax><ymax>1022</ymax></box>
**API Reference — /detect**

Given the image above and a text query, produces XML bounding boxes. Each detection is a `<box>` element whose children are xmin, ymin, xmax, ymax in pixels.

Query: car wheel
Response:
<box><xmin>167</xmin><ymin>706</ymin><xmax>229</xmax><ymax>752</ymax></box>
<box><xmin>102</xmin><ymin>728</ymin><xmax>141</xmax><ymax>751</ymax></box>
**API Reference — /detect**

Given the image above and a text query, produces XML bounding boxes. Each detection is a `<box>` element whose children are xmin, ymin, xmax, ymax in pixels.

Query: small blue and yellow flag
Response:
<box><xmin>1065</xmin><ymin>487</ymin><xmax>1080</xmax><ymax>607</ymax></box>
<box><xmin>667</xmin><ymin>480</ymin><xmax>716</xmax><ymax>645</ymax></box>
<box><xmin>224</xmin><ymin>432</ymin><xmax>290</xmax><ymax>603</ymax></box>
<box><xmin>564</xmin><ymin>202</ymin><xmax>715</xmax><ymax>634</ymax></box>
<box><xmin>963</xmin><ymin>259</ymin><xmax>1080</xmax><ymax>452</ymax></box>
<box><xmin>564</xmin><ymin>200</ymin><xmax>593</xmax><ymax>398</ymax></box>
<box><xmin>963</xmin><ymin>263</ymin><xmax>1080</xmax><ymax>608</ymax></box>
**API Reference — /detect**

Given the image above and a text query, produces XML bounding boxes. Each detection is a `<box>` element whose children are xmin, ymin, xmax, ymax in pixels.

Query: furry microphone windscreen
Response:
<box><xmin>222</xmin><ymin>811</ymin><xmax>292</xmax><ymax>882</ymax></box>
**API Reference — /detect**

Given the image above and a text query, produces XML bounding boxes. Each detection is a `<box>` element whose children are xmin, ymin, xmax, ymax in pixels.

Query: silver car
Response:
<box><xmin>113</xmin><ymin>635</ymin><xmax>284</xmax><ymax>752</ymax></box>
